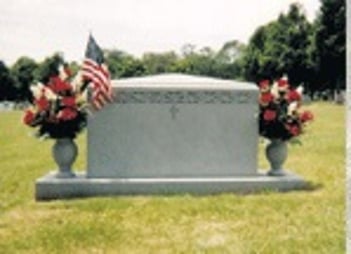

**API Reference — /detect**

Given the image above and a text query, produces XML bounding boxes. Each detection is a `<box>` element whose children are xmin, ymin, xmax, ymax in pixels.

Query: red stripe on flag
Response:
<box><xmin>81</xmin><ymin>58</ymin><xmax>113</xmax><ymax>110</ymax></box>
<box><xmin>82</xmin><ymin>64</ymin><xmax>108</xmax><ymax>87</ymax></box>
<box><xmin>82</xmin><ymin>64</ymin><xmax>109</xmax><ymax>91</ymax></box>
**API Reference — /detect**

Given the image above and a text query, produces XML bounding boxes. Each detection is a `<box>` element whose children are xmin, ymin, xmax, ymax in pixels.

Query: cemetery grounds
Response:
<box><xmin>0</xmin><ymin>102</ymin><xmax>345</xmax><ymax>253</ymax></box>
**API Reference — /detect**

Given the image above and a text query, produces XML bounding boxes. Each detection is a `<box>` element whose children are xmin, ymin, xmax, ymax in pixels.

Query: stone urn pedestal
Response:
<box><xmin>266</xmin><ymin>139</ymin><xmax>288</xmax><ymax>176</ymax></box>
<box><xmin>52</xmin><ymin>138</ymin><xmax>77</xmax><ymax>178</ymax></box>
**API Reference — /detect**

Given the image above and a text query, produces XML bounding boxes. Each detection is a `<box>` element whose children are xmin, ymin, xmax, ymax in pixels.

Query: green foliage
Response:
<box><xmin>67</xmin><ymin>61</ymin><xmax>80</xmax><ymax>77</ymax></box>
<box><xmin>173</xmin><ymin>49</ymin><xmax>216</xmax><ymax>76</ymax></box>
<box><xmin>240</xmin><ymin>0</ymin><xmax>345</xmax><ymax>95</ymax></box>
<box><xmin>119</xmin><ymin>58</ymin><xmax>146</xmax><ymax>78</ymax></box>
<box><xmin>0</xmin><ymin>102</ymin><xmax>345</xmax><ymax>253</ymax></box>
<box><xmin>142</xmin><ymin>51</ymin><xmax>178</xmax><ymax>74</ymax></box>
<box><xmin>105</xmin><ymin>43</ymin><xmax>245</xmax><ymax>80</ymax></box>
<box><xmin>217</xmin><ymin>40</ymin><xmax>244</xmax><ymax>64</ymax></box>
<box><xmin>314</xmin><ymin>0</ymin><xmax>345</xmax><ymax>91</ymax></box>
<box><xmin>0</xmin><ymin>60</ymin><xmax>16</xmax><ymax>101</ymax></box>
<box><xmin>240</xmin><ymin>3</ymin><xmax>311</xmax><ymax>86</ymax></box>
<box><xmin>34</xmin><ymin>53</ymin><xmax>64</xmax><ymax>83</ymax></box>
<box><xmin>170</xmin><ymin>43</ymin><xmax>244</xmax><ymax>79</ymax></box>
<box><xmin>105</xmin><ymin>49</ymin><xmax>146</xmax><ymax>78</ymax></box>
<box><xmin>11</xmin><ymin>57</ymin><xmax>38</xmax><ymax>101</ymax></box>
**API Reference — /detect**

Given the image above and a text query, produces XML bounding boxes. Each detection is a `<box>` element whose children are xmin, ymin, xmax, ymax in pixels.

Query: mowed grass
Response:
<box><xmin>0</xmin><ymin>102</ymin><xmax>345</xmax><ymax>254</ymax></box>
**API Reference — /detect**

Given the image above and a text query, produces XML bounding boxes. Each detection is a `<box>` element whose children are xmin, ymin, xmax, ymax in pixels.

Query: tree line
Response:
<box><xmin>0</xmin><ymin>0</ymin><xmax>345</xmax><ymax>102</ymax></box>
<box><xmin>241</xmin><ymin>0</ymin><xmax>345</xmax><ymax>99</ymax></box>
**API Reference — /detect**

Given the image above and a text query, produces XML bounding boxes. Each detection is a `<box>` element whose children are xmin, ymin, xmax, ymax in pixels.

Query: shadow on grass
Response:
<box><xmin>234</xmin><ymin>181</ymin><xmax>323</xmax><ymax>196</ymax></box>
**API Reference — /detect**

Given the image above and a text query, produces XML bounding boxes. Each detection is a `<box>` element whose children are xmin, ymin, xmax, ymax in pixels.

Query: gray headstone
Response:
<box><xmin>87</xmin><ymin>73</ymin><xmax>259</xmax><ymax>178</ymax></box>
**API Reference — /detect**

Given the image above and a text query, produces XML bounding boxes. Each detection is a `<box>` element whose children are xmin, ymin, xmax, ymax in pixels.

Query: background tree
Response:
<box><xmin>314</xmin><ymin>0</ymin><xmax>345</xmax><ymax>94</ymax></box>
<box><xmin>304</xmin><ymin>21</ymin><xmax>321</xmax><ymax>98</ymax></box>
<box><xmin>119</xmin><ymin>58</ymin><xmax>146</xmax><ymax>78</ymax></box>
<box><xmin>35</xmin><ymin>53</ymin><xmax>64</xmax><ymax>83</ymax></box>
<box><xmin>217</xmin><ymin>40</ymin><xmax>244</xmax><ymax>64</ymax></box>
<box><xmin>172</xmin><ymin>43</ymin><xmax>216</xmax><ymax>75</ymax></box>
<box><xmin>240</xmin><ymin>3</ymin><xmax>311</xmax><ymax>86</ymax></box>
<box><xmin>211</xmin><ymin>41</ymin><xmax>244</xmax><ymax>79</ymax></box>
<box><xmin>240</xmin><ymin>26</ymin><xmax>269</xmax><ymax>82</ymax></box>
<box><xmin>172</xmin><ymin>44</ymin><xmax>244</xmax><ymax>79</ymax></box>
<box><xmin>105</xmin><ymin>49</ymin><xmax>146</xmax><ymax>78</ymax></box>
<box><xmin>11</xmin><ymin>57</ymin><xmax>38</xmax><ymax>101</ymax></box>
<box><xmin>0</xmin><ymin>61</ymin><xmax>16</xmax><ymax>101</ymax></box>
<box><xmin>277</xmin><ymin>4</ymin><xmax>311</xmax><ymax>86</ymax></box>
<box><xmin>180</xmin><ymin>43</ymin><xmax>196</xmax><ymax>57</ymax></box>
<box><xmin>142</xmin><ymin>51</ymin><xmax>178</xmax><ymax>74</ymax></box>
<box><xmin>183</xmin><ymin>46</ymin><xmax>217</xmax><ymax>76</ymax></box>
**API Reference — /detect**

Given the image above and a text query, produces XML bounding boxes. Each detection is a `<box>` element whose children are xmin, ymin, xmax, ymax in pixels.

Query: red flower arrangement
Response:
<box><xmin>23</xmin><ymin>68</ymin><xmax>88</xmax><ymax>139</ymax></box>
<box><xmin>258</xmin><ymin>77</ymin><xmax>313</xmax><ymax>141</ymax></box>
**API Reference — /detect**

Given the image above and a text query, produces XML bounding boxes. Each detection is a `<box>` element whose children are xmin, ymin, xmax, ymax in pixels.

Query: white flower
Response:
<box><xmin>30</xmin><ymin>82</ymin><xmax>57</xmax><ymax>100</ymax></box>
<box><xmin>30</xmin><ymin>83</ymin><xmax>43</xmax><ymax>98</ymax></box>
<box><xmin>271</xmin><ymin>81</ymin><xmax>279</xmax><ymax>99</ymax></box>
<box><xmin>288</xmin><ymin>101</ymin><xmax>299</xmax><ymax>116</ymax></box>
<box><xmin>296</xmin><ymin>85</ymin><xmax>304</xmax><ymax>99</ymax></box>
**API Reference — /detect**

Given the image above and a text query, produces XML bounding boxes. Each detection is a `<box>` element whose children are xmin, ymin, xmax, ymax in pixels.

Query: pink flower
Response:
<box><xmin>35</xmin><ymin>96</ymin><xmax>50</xmax><ymax>111</ymax></box>
<box><xmin>300</xmin><ymin>110</ymin><xmax>314</xmax><ymax>123</ymax></box>
<box><xmin>277</xmin><ymin>79</ymin><xmax>289</xmax><ymax>91</ymax></box>
<box><xmin>57</xmin><ymin>108</ymin><xmax>77</xmax><ymax>121</ymax></box>
<box><xmin>263</xmin><ymin>109</ymin><xmax>277</xmax><ymax>121</ymax></box>
<box><xmin>48</xmin><ymin>76</ymin><xmax>72</xmax><ymax>93</ymax></box>
<box><xmin>23</xmin><ymin>110</ymin><xmax>35</xmax><ymax>126</ymax></box>
<box><xmin>287</xmin><ymin>89</ymin><xmax>302</xmax><ymax>102</ymax></box>
<box><xmin>260</xmin><ymin>92</ymin><xmax>274</xmax><ymax>106</ymax></box>
<box><xmin>62</xmin><ymin>96</ymin><xmax>76</xmax><ymax>107</ymax></box>
<box><xmin>259</xmin><ymin>80</ymin><xmax>270</xmax><ymax>92</ymax></box>
<box><xmin>286</xmin><ymin>124</ymin><xmax>301</xmax><ymax>136</ymax></box>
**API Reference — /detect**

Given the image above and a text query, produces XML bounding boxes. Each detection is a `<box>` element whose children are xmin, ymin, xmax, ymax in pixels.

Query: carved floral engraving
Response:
<box><xmin>114</xmin><ymin>90</ymin><xmax>254</xmax><ymax>104</ymax></box>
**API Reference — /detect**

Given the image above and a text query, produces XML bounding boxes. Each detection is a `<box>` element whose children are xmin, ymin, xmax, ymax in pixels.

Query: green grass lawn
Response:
<box><xmin>0</xmin><ymin>102</ymin><xmax>345</xmax><ymax>253</ymax></box>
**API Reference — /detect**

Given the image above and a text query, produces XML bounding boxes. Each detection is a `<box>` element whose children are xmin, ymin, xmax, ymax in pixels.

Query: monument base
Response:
<box><xmin>35</xmin><ymin>171</ymin><xmax>309</xmax><ymax>200</ymax></box>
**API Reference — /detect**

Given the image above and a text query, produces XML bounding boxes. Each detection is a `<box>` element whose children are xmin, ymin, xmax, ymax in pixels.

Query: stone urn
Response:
<box><xmin>265</xmin><ymin>139</ymin><xmax>288</xmax><ymax>176</ymax></box>
<box><xmin>52</xmin><ymin>138</ymin><xmax>77</xmax><ymax>178</ymax></box>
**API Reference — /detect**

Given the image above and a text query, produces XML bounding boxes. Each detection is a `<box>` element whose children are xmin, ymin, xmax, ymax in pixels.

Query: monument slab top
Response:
<box><xmin>112</xmin><ymin>73</ymin><xmax>256</xmax><ymax>91</ymax></box>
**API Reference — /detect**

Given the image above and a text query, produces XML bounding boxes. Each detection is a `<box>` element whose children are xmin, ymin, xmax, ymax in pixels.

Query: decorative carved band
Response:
<box><xmin>114</xmin><ymin>91</ymin><xmax>255</xmax><ymax>104</ymax></box>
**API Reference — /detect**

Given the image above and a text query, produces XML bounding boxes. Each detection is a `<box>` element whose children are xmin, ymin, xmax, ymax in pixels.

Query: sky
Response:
<box><xmin>0</xmin><ymin>0</ymin><xmax>320</xmax><ymax>65</ymax></box>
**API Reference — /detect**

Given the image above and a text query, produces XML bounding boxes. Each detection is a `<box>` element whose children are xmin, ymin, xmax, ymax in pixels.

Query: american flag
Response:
<box><xmin>81</xmin><ymin>34</ymin><xmax>113</xmax><ymax>110</ymax></box>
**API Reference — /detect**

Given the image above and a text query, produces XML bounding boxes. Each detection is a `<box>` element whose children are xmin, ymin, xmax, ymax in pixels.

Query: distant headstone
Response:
<box><xmin>36</xmin><ymin>74</ymin><xmax>307</xmax><ymax>200</ymax></box>
<box><xmin>334</xmin><ymin>90</ymin><xmax>345</xmax><ymax>104</ymax></box>
<box><xmin>0</xmin><ymin>101</ymin><xmax>15</xmax><ymax>111</ymax></box>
